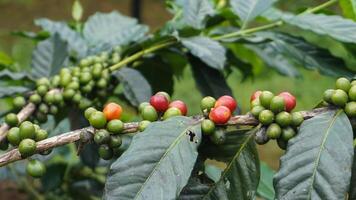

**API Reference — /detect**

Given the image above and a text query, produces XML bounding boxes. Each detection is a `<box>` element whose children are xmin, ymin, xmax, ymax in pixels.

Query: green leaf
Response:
<box><xmin>41</xmin><ymin>162</ymin><xmax>68</xmax><ymax>192</ymax></box>
<box><xmin>11</xmin><ymin>30</ymin><xmax>50</xmax><ymax>41</ymax></box>
<box><xmin>257</xmin><ymin>162</ymin><xmax>275</xmax><ymax>200</ymax></box>
<box><xmin>31</xmin><ymin>34</ymin><xmax>68</xmax><ymax>79</ymax></box>
<box><xmin>83</xmin><ymin>11</ymin><xmax>149</xmax><ymax>47</ymax></box>
<box><xmin>230</xmin><ymin>0</ymin><xmax>276</xmax><ymax>28</ymax></box>
<box><xmin>274</xmin><ymin>110</ymin><xmax>354</xmax><ymax>200</ymax></box>
<box><xmin>113</xmin><ymin>68</ymin><xmax>152</xmax><ymax>106</ymax></box>
<box><xmin>0</xmin><ymin>86</ymin><xmax>31</xmax><ymax>98</ymax></box>
<box><xmin>179</xmin><ymin>175</ymin><xmax>214</xmax><ymax>200</ymax></box>
<box><xmin>72</xmin><ymin>0</ymin><xmax>83</xmax><ymax>21</ymax></box>
<box><xmin>349</xmin><ymin>148</ymin><xmax>356</xmax><ymax>199</ymax></box>
<box><xmin>0</xmin><ymin>69</ymin><xmax>31</xmax><ymax>81</ymax></box>
<box><xmin>0</xmin><ymin>52</ymin><xmax>14</xmax><ymax>66</ymax></box>
<box><xmin>339</xmin><ymin>0</ymin><xmax>356</xmax><ymax>21</ymax></box>
<box><xmin>182</xmin><ymin>36</ymin><xmax>226</xmax><ymax>70</ymax></box>
<box><xmin>35</xmin><ymin>18</ymin><xmax>88</xmax><ymax>57</ymax></box>
<box><xmin>104</xmin><ymin>116</ymin><xmax>201</xmax><ymax>200</ymax></box>
<box><xmin>175</xmin><ymin>0</ymin><xmax>215</xmax><ymax>29</ymax></box>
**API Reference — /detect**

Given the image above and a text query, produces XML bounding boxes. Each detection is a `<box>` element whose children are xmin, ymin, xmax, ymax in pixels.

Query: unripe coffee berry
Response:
<box><xmin>291</xmin><ymin>112</ymin><xmax>304</xmax><ymax>127</ymax></box>
<box><xmin>266</xmin><ymin>123</ymin><xmax>282</xmax><ymax>139</ymax></box>
<box><xmin>215</xmin><ymin>95</ymin><xmax>237</xmax><ymax>113</ymax></box>
<box><xmin>201</xmin><ymin>119</ymin><xmax>215</xmax><ymax>135</ymax></box>
<box><xmin>138</xmin><ymin>120</ymin><xmax>151</xmax><ymax>132</ymax></box>
<box><xmin>251</xmin><ymin>105</ymin><xmax>265</xmax><ymax>118</ymax></box>
<box><xmin>49</xmin><ymin>105</ymin><xmax>58</xmax><ymax>115</ymax></box>
<box><xmin>85</xmin><ymin>107</ymin><xmax>97</xmax><ymax>119</ymax></box>
<box><xmin>250</xmin><ymin>90</ymin><xmax>262</xmax><ymax>102</ymax></box>
<box><xmin>63</xmin><ymin>89</ymin><xmax>76</xmax><ymax>100</ymax></box>
<box><xmin>51</xmin><ymin>75</ymin><xmax>60</xmax><ymax>87</ymax></box>
<box><xmin>7</xmin><ymin>127</ymin><xmax>21</xmax><ymax>146</ymax></box>
<box><xmin>19</xmin><ymin>139</ymin><xmax>36</xmax><ymax>158</ymax></box>
<box><xmin>270</xmin><ymin>96</ymin><xmax>286</xmax><ymax>113</ymax></box>
<box><xmin>35</xmin><ymin>129</ymin><xmax>48</xmax><ymax>141</ymax></box>
<box><xmin>277</xmin><ymin>138</ymin><xmax>287</xmax><ymax>150</ymax></box>
<box><xmin>335</xmin><ymin>77</ymin><xmax>351</xmax><ymax>92</ymax></box>
<box><xmin>141</xmin><ymin>105</ymin><xmax>158</xmax><ymax>121</ymax></box>
<box><xmin>5</xmin><ymin>113</ymin><xmax>18</xmax><ymax>127</ymax></box>
<box><xmin>106</xmin><ymin>119</ymin><xmax>124</xmax><ymax>134</ymax></box>
<box><xmin>36</xmin><ymin>77</ymin><xmax>50</xmax><ymax>87</ymax></box>
<box><xmin>19</xmin><ymin>121</ymin><xmax>36</xmax><ymax>140</ymax></box>
<box><xmin>26</xmin><ymin>160</ymin><xmax>46</xmax><ymax>178</ymax></box>
<box><xmin>323</xmin><ymin>89</ymin><xmax>335</xmax><ymax>103</ymax></box>
<box><xmin>150</xmin><ymin>94</ymin><xmax>169</xmax><ymax>112</ymax></box>
<box><xmin>60</xmin><ymin>73</ymin><xmax>72</xmax><ymax>87</ymax></box>
<box><xmin>278</xmin><ymin>92</ymin><xmax>296</xmax><ymax>112</ymax></box>
<box><xmin>103</xmin><ymin>102</ymin><xmax>122</xmax><ymax>121</ymax></box>
<box><xmin>13</xmin><ymin>96</ymin><xmax>26</xmax><ymax>109</ymax></box>
<box><xmin>36</xmin><ymin>85</ymin><xmax>48</xmax><ymax>96</ymax></box>
<box><xmin>44</xmin><ymin>92</ymin><xmax>55</xmax><ymax>104</ymax></box>
<box><xmin>89</xmin><ymin>111</ymin><xmax>107</xmax><ymax>129</ymax></box>
<box><xmin>331</xmin><ymin>89</ymin><xmax>348</xmax><ymax>107</ymax></box>
<box><xmin>275</xmin><ymin>111</ymin><xmax>292</xmax><ymax>127</ymax></box>
<box><xmin>29</xmin><ymin>94</ymin><xmax>42</xmax><ymax>105</ymax></box>
<box><xmin>156</xmin><ymin>91</ymin><xmax>171</xmax><ymax>102</ymax></box>
<box><xmin>258</xmin><ymin>110</ymin><xmax>274</xmax><ymax>125</ymax></box>
<box><xmin>79</xmin><ymin>72</ymin><xmax>92</xmax><ymax>84</ymax></box>
<box><xmin>200</xmin><ymin>96</ymin><xmax>216</xmax><ymax>111</ymax></box>
<box><xmin>259</xmin><ymin>91</ymin><xmax>274</xmax><ymax>109</ymax></box>
<box><xmin>210</xmin><ymin>129</ymin><xmax>226</xmax><ymax>145</ymax></box>
<box><xmin>345</xmin><ymin>102</ymin><xmax>356</xmax><ymax>117</ymax></box>
<box><xmin>163</xmin><ymin>107</ymin><xmax>182</xmax><ymax>120</ymax></box>
<box><xmin>38</xmin><ymin>103</ymin><xmax>49</xmax><ymax>114</ymax></box>
<box><xmin>138</xmin><ymin>102</ymin><xmax>150</xmax><ymax>113</ymax></box>
<box><xmin>281</xmin><ymin>127</ymin><xmax>296</xmax><ymax>141</ymax></box>
<box><xmin>209</xmin><ymin>106</ymin><xmax>231</xmax><ymax>124</ymax></box>
<box><xmin>94</xmin><ymin>129</ymin><xmax>110</xmax><ymax>144</ymax></box>
<box><xmin>109</xmin><ymin>136</ymin><xmax>122</xmax><ymax>148</ymax></box>
<box><xmin>98</xmin><ymin>145</ymin><xmax>113</xmax><ymax>160</ymax></box>
<box><xmin>169</xmin><ymin>100</ymin><xmax>188</xmax><ymax>116</ymax></box>
<box><xmin>250</xmin><ymin>98</ymin><xmax>261</xmax><ymax>109</ymax></box>
<box><xmin>349</xmin><ymin>85</ymin><xmax>356</xmax><ymax>101</ymax></box>
<box><xmin>66</xmin><ymin>81</ymin><xmax>80</xmax><ymax>90</ymax></box>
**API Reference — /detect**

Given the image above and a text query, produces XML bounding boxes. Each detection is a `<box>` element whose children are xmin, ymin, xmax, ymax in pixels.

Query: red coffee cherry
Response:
<box><xmin>278</xmin><ymin>92</ymin><xmax>296</xmax><ymax>112</ymax></box>
<box><xmin>169</xmin><ymin>100</ymin><xmax>188</xmax><ymax>116</ymax></box>
<box><xmin>214</xmin><ymin>95</ymin><xmax>237</xmax><ymax>112</ymax></box>
<box><xmin>209</xmin><ymin>106</ymin><xmax>231</xmax><ymax>124</ymax></box>
<box><xmin>250</xmin><ymin>90</ymin><xmax>262</xmax><ymax>102</ymax></box>
<box><xmin>150</xmin><ymin>94</ymin><xmax>169</xmax><ymax>112</ymax></box>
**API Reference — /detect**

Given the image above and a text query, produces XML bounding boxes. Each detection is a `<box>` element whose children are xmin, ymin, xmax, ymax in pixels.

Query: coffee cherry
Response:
<box><xmin>72</xmin><ymin>93</ymin><xmax>82</xmax><ymax>104</ymax></box>
<box><xmin>36</xmin><ymin>85</ymin><xmax>48</xmax><ymax>96</ymax></box>
<box><xmin>345</xmin><ymin>102</ymin><xmax>356</xmax><ymax>117</ymax></box>
<box><xmin>35</xmin><ymin>112</ymin><xmax>48</xmax><ymax>123</ymax></box>
<box><xmin>201</xmin><ymin>119</ymin><xmax>215</xmax><ymax>135</ymax></box>
<box><xmin>98</xmin><ymin>145</ymin><xmax>113</xmax><ymax>160</ymax></box>
<box><xmin>156</xmin><ymin>91</ymin><xmax>171</xmax><ymax>102</ymax></box>
<box><xmin>169</xmin><ymin>100</ymin><xmax>188</xmax><ymax>116</ymax></box>
<box><xmin>255</xmin><ymin>127</ymin><xmax>269</xmax><ymax>145</ymax></box>
<box><xmin>107</xmin><ymin>119</ymin><xmax>124</xmax><ymax>134</ymax></box>
<box><xmin>51</xmin><ymin>75</ymin><xmax>60</xmax><ymax>88</ymax></box>
<box><xmin>66</xmin><ymin>81</ymin><xmax>80</xmax><ymax>90</ymax></box>
<box><xmin>349</xmin><ymin>85</ymin><xmax>356</xmax><ymax>101</ymax></box>
<box><xmin>49</xmin><ymin>105</ymin><xmax>58</xmax><ymax>115</ymax></box>
<box><xmin>7</xmin><ymin>127</ymin><xmax>21</xmax><ymax>146</ymax></box>
<box><xmin>275</xmin><ymin>111</ymin><xmax>292</xmax><ymax>127</ymax></box>
<box><xmin>335</xmin><ymin>77</ymin><xmax>351</xmax><ymax>92</ymax></box>
<box><xmin>270</xmin><ymin>96</ymin><xmax>286</xmax><ymax>113</ymax></box>
<box><xmin>141</xmin><ymin>105</ymin><xmax>158</xmax><ymax>121</ymax></box>
<box><xmin>277</xmin><ymin>138</ymin><xmax>287</xmax><ymax>150</ymax></box>
<box><xmin>85</xmin><ymin>107</ymin><xmax>97</xmax><ymax>119</ymax></box>
<box><xmin>323</xmin><ymin>89</ymin><xmax>335</xmax><ymax>103</ymax></box>
<box><xmin>251</xmin><ymin>105</ymin><xmax>265</xmax><ymax>118</ymax></box>
<box><xmin>19</xmin><ymin>121</ymin><xmax>36</xmax><ymax>140</ymax></box>
<box><xmin>351</xmin><ymin>80</ymin><xmax>356</xmax><ymax>86</ymax></box>
<box><xmin>266</xmin><ymin>123</ymin><xmax>282</xmax><ymax>139</ymax></box>
<box><xmin>89</xmin><ymin>111</ymin><xmax>107</xmax><ymax>129</ymax></box>
<box><xmin>81</xmin><ymin>83</ymin><xmax>93</xmax><ymax>94</ymax></box>
<box><xmin>138</xmin><ymin>120</ymin><xmax>151</xmax><ymax>132</ymax></box>
<box><xmin>26</xmin><ymin>160</ymin><xmax>46</xmax><ymax>178</ymax></box>
<box><xmin>29</xmin><ymin>94</ymin><xmax>41</xmax><ymax>105</ymax></box>
<box><xmin>94</xmin><ymin>129</ymin><xmax>110</xmax><ymax>144</ymax></box>
<box><xmin>35</xmin><ymin>129</ymin><xmax>48</xmax><ymax>141</ymax></box>
<box><xmin>210</xmin><ymin>129</ymin><xmax>226</xmax><ymax>145</ymax></box>
<box><xmin>78</xmin><ymin>98</ymin><xmax>92</xmax><ymax>110</ymax></box>
<box><xmin>250</xmin><ymin>98</ymin><xmax>261</xmax><ymax>108</ymax></box>
<box><xmin>200</xmin><ymin>96</ymin><xmax>216</xmax><ymax>111</ymax></box>
<box><xmin>215</xmin><ymin>95</ymin><xmax>237</xmax><ymax>112</ymax></box>
<box><xmin>44</xmin><ymin>92</ymin><xmax>55</xmax><ymax>104</ymax></box>
<box><xmin>281</xmin><ymin>127</ymin><xmax>296</xmax><ymax>141</ymax></box>
<box><xmin>5</xmin><ymin>113</ymin><xmax>18</xmax><ymax>127</ymax></box>
<box><xmin>60</xmin><ymin>73</ymin><xmax>72</xmax><ymax>87</ymax></box>
<box><xmin>96</xmin><ymin>78</ymin><xmax>108</xmax><ymax>89</ymax></box>
<box><xmin>53</xmin><ymin>93</ymin><xmax>63</xmax><ymax>104</ymax></box>
<box><xmin>63</xmin><ymin>89</ymin><xmax>76</xmax><ymax>100</ymax></box>
<box><xmin>13</xmin><ymin>96</ymin><xmax>26</xmax><ymax>109</ymax></box>
<box><xmin>19</xmin><ymin>139</ymin><xmax>36</xmax><ymax>158</ymax></box>
<box><xmin>109</xmin><ymin>136</ymin><xmax>122</xmax><ymax>148</ymax></box>
<box><xmin>36</xmin><ymin>77</ymin><xmax>50</xmax><ymax>87</ymax></box>
<box><xmin>331</xmin><ymin>89</ymin><xmax>348</xmax><ymax>107</ymax></box>
<box><xmin>278</xmin><ymin>92</ymin><xmax>296</xmax><ymax>112</ymax></box>
<box><xmin>38</xmin><ymin>103</ymin><xmax>49</xmax><ymax>114</ymax></box>
<box><xmin>250</xmin><ymin>90</ymin><xmax>262</xmax><ymax>102</ymax></box>
<box><xmin>150</xmin><ymin>94</ymin><xmax>169</xmax><ymax>112</ymax></box>
<box><xmin>138</xmin><ymin>102</ymin><xmax>150</xmax><ymax>113</ymax></box>
<box><xmin>209</xmin><ymin>106</ymin><xmax>231</xmax><ymax>124</ymax></box>
<box><xmin>258</xmin><ymin>110</ymin><xmax>274</xmax><ymax>125</ymax></box>
<box><xmin>163</xmin><ymin>107</ymin><xmax>182</xmax><ymax>120</ymax></box>
<box><xmin>103</xmin><ymin>102</ymin><xmax>122</xmax><ymax>120</ymax></box>
<box><xmin>291</xmin><ymin>112</ymin><xmax>304</xmax><ymax>127</ymax></box>
<box><xmin>259</xmin><ymin>91</ymin><xmax>274</xmax><ymax>109</ymax></box>
<box><xmin>80</xmin><ymin>58</ymin><xmax>90</xmax><ymax>67</ymax></box>
<box><xmin>92</xmin><ymin>63</ymin><xmax>103</xmax><ymax>79</ymax></box>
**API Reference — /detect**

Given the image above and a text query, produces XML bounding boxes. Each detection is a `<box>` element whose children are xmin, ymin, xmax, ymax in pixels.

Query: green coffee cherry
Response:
<box><xmin>53</xmin><ymin>93</ymin><xmax>63</xmax><ymax>104</ymax></box>
<box><xmin>335</xmin><ymin>77</ymin><xmax>351</xmax><ymax>92</ymax></box>
<box><xmin>26</xmin><ymin>160</ymin><xmax>46</xmax><ymax>178</ymax></box>
<box><xmin>35</xmin><ymin>112</ymin><xmax>48</xmax><ymax>123</ymax></box>
<box><xmin>331</xmin><ymin>89</ymin><xmax>348</xmax><ymax>107</ymax></box>
<box><xmin>51</xmin><ymin>75</ymin><xmax>60</xmax><ymax>88</ymax></box>
<box><xmin>78</xmin><ymin>98</ymin><xmax>92</xmax><ymax>110</ymax></box>
<box><xmin>36</xmin><ymin>77</ymin><xmax>50</xmax><ymax>87</ymax></box>
<box><xmin>13</xmin><ymin>96</ymin><xmax>26</xmax><ymax>109</ymax></box>
<box><xmin>44</xmin><ymin>92</ymin><xmax>55</xmax><ymax>104</ymax></box>
<box><xmin>94</xmin><ymin>129</ymin><xmax>110</xmax><ymax>144</ymax></box>
<box><xmin>291</xmin><ymin>112</ymin><xmax>304</xmax><ymax>127</ymax></box>
<box><xmin>200</xmin><ymin>96</ymin><xmax>216</xmax><ymax>111</ymax></box>
<box><xmin>84</xmin><ymin>107</ymin><xmax>97</xmax><ymax>119</ymax></box>
<box><xmin>5</xmin><ymin>113</ymin><xmax>18</xmax><ymax>127</ymax></box>
<box><xmin>250</xmin><ymin>99</ymin><xmax>261</xmax><ymax>109</ymax></box>
<box><xmin>7</xmin><ymin>127</ymin><xmax>21</xmax><ymax>146</ymax></box>
<box><xmin>258</xmin><ymin>110</ymin><xmax>274</xmax><ymax>125</ymax></box>
<box><xmin>98</xmin><ymin>145</ymin><xmax>113</xmax><ymax>160</ymax></box>
<box><xmin>96</xmin><ymin>78</ymin><xmax>108</xmax><ymax>89</ymax></box>
<box><xmin>29</xmin><ymin>94</ymin><xmax>42</xmax><ymax>105</ymax></box>
<box><xmin>19</xmin><ymin>139</ymin><xmax>36</xmax><ymax>158</ymax></box>
<box><xmin>251</xmin><ymin>105</ymin><xmax>265</xmax><ymax>118</ymax></box>
<box><xmin>38</xmin><ymin>103</ymin><xmax>49</xmax><ymax>114</ymax></box>
<box><xmin>36</xmin><ymin>85</ymin><xmax>48</xmax><ymax>96</ymax></box>
<box><xmin>79</xmin><ymin>72</ymin><xmax>92</xmax><ymax>84</ymax></box>
<box><xmin>163</xmin><ymin>107</ymin><xmax>182</xmax><ymax>120</ymax></box>
<box><xmin>35</xmin><ymin>129</ymin><xmax>48</xmax><ymax>141</ymax></box>
<box><xmin>210</xmin><ymin>129</ymin><xmax>226</xmax><ymax>145</ymax></box>
<box><xmin>270</xmin><ymin>96</ymin><xmax>285</xmax><ymax>113</ymax></box>
<box><xmin>138</xmin><ymin>120</ymin><xmax>151</xmax><ymax>132</ymax></box>
<box><xmin>89</xmin><ymin>111</ymin><xmax>107</xmax><ymax>129</ymax></box>
<box><xmin>323</xmin><ymin>89</ymin><xmax>335</xmax><ymax>103</ymax></box>
<box><xmin>107</xmin><ymin>119</ymin><xmax>124</xmax><ymax>134</ymax></box>
<box><xmin>201</xmin><ymin>119</ymin><xmax>215</xmax><ymax>135</ymax></box>
<box><xmin>63</xmin><ymin>89</ymin><xmax>76</xmax><ymax>100</ymax></box>
<box><xmin>138</xmin><ymin>102</ymin><xmax>150</xmax><ymax>113</ymax></box>
<box><xmin>141</xmin><ymin>105</ymin><xmax>158</xmax><ymax>122</ymax></box>
<box><xmin>60</xmin><ymin>73</ymin><xmax>72</xmax><ymax>87</ymax></box>
<box><xmin>92</xmin><ymin>64</ymin><xmax>103</xmax><ymax>79</ymax></box>
<box><xmin>277</xmin><ymin>138</ymin><xmax>287</xmax><ymax>150</ymax></box>
<box><xmin>81</xmin><ymin>83</ymin><xmax>93</xmax><ymax>94</ymax></box>
<box><xmin>345</xmin><ymin>102</ymin><xmax>356</xmax><ymax>117</ymax></box>
<box><xmin>349</xmin><ymin>85</ymin><xmax>356</xmax><ymax>101</ymax></box>
<box><xmin>266</xmin><ymin>123</ymin><xmax>282</xmax><ymax>139</ymax></box>
<box><xmin>66</xmin><ymin>81</ymin><xmax>80</xmax><ymax>90</ymax></box>
<box><xmin>72</xmin><ymin>93</ymin><xmax>82</xmax><ymax>104</ymax></box>
<box><xmin>259</xmin><ymin>91</ymin><xmax>274</xmax><ymax>109</ymax></box>
<box><xmin>19</xmin><ymin>121</ymin><xmax>36</xmax><ymax>140</ymax></box>
<box><xmin>49</xmin><ymin>105</ymin><xmax>58</xmax><ymax>115</ymax></box>
<box><xmin>281</xmin><ymin>127</ymin><xmax>296</xmax><ymax>141</ymax></box>
<box><xmin>109</xmin><ymin>136</ymin><xmax>122</xmax><ymax>148</ymax></box>
<box><xmin>275</xmin><ymin>112</ymin><xmax>292</xmax><ymax>127</ymax></box>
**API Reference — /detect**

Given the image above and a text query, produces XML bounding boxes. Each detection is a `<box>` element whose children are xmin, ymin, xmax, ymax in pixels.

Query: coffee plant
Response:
<box><xmin>0</xmin><ymin>0</ymin><xmax>355</xmax><ymax>199</ymax></box>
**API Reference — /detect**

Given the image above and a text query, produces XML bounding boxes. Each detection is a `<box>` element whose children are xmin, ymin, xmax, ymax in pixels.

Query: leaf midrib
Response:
<box><xmin>241</xmin><ymin>0</ymin><xmax>260</xmax><ymax>29</ymax></box>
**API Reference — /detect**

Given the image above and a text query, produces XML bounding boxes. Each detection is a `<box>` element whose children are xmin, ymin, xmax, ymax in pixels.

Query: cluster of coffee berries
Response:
<box><xmin>323</xmin><ymin>77</ymin><xmax>356</xmax><ymax>117</ymax></box>
<box><xmin>2</xmin><ymin>117</ymin><xmax>48</xmax><ymax>178</ymax></box>
<box><xmin>138</xmin><ymin>91</ymin><xmax>188</xmax><ymax>122</ymax></box>
<box><xmin>85</xmin><ymin>102</ymin><xmax>125</xmax><ymax>160</ymax></box>
<box><xmin>250</xmin><ymin>91</ymin><xmax>303</xmax><ymax>150</ymax></box>
<box><xmin>200</xmin><ymin>95</ymin><xmax>237</xmax><ymax>144</ymax></box>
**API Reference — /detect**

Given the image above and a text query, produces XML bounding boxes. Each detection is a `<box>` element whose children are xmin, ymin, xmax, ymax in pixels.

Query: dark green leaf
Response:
<box><xmin>41</xmin><ymin>162</ymin><xmax>68</xmax><ymax>191</ymax></box>
<box><xmin>104</xmin><ymin>116</ymin><xmax>201</xmax><ymax>200</ymax></box>
<box><xmin>0</xmin><ymin>69</ymin><xmax>32</xmax><ymax>81</ymax></box>
<box><xmin>274</xmin><ymin>110</ymin><xmax>353</xmax><ymax>200</ymax></box>
<box><xmin>31</xmin><ymin>34</ymin><xmax>68</xmax><ymax>79</ymax></box>
<box><xmin>113</xmin><ymin>68</ymin><xmax>152</xmax><ymax>106</ymax></box>
<box><xmin>0</xmin><ymin>86</ymin><xmax>30</xmax><ymax>98</ymax></box>
<box><xmin>339</xmin><ymin>0</ymin><xmax>356</xmax><ymax>21</ymax></box>
<box><xmin>83</xmin><ymin>11</ymin><xmax>149</xmax><ymax>47</ymax></box>
<box><xmin>175</xmin><ymin>0</ymin><xmax>215</xmax><ymax>29</ymax></box>
<box><xmin>348</xmin><ymin>148</ymin><xmax>356</xmax><ymax>200</ymax></box>
<box><xmin>182</xmin><ymin>36</ymin><xmax>226</xmax><ymax>70</ymax></box>
<box><xmin>179</xmin><ymin>175</ymin><xmax>214</xmax><ymax>200</ymax></box>
<box><xmin>80</xmin><ymin>143</ymin><xmax>100</xmax><ymax>169</ymax></box>
<box><xmin>0</xmin><ymin>52</ymin><xmax>14</xmax><ymax>66</ymax></box>
<box><xmin>11</xmin><ymin>30</ymin><xmax>50</xmax><ymax>41</ymax></box>
<box><xmin>257</xmin><ymin>162</ymin><xmax>275</xmax><ymax>200</ymax></box>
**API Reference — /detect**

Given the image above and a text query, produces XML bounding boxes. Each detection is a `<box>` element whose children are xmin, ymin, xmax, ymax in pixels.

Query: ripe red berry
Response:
<box><xmin>278</xmin><ymin>92</ymin><xmax>296</xmax><ymax>112</ymax></box>
<box><xmin>214</xmin><ymin>95</ymin><xmax>237</xmax><ymax>112</ymax></box>
<box><xmin>169</xmin><ymin>100</ymin><xmax>188</xmax><ymax>116</ymax></box>
<box><xmin>250</xmin><ymin>90</ymin><xmax>262</xmax><ymax>102</ymax></box>
<box><xmin>209</xmin><ymin>106</ymin><xmax>231</xmax><ymax>124</ymax></box>
<box><xmin>150</xmin><ymin>94</ymin><xmax>169</xmax><ymax>112</ymax></box>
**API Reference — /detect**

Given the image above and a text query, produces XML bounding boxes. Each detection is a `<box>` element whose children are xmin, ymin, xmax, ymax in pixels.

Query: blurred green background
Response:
<box><xmin>0</xmin><ymin>0</ymin><xmax>337</xmax><ymax>172</ymax></box>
